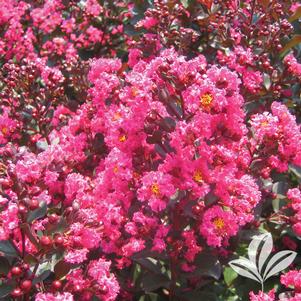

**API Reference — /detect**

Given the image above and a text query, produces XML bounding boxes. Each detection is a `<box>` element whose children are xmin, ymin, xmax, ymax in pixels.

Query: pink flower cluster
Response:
<box><xmin>281</xmin><ymin>270</ymin><xmax>301</xmax><ymax>292</ymax></box>
<box><xmin>36</xmin><ymin>292</ymin><xmax>74</xmax><ymax>301</ymax></box>
<box><xmin>251</xmin><ymin>102</ymin><xmax>301</xmax><ymax>174</ymax></box>
<box><xmin>249</xmin><ymin>270</ymin><xmax>301</xmax><ymax>301</ymax></box>
<box><xmin>2</xmin><ymin>43</ymin><xmax>301</xmax><ymax>299</ymax></box>
<box><xmin>287</xmin><ymin>188</ymin><xmax>301</xmax><ymax>236</ymax></box>
<box><xmin>0</xmin><ymin>0</ymin><xmax>130</xmax><ymax>87</ymax></box>
<box><xmin>284</xmin><ymin>54</ymin><xmax>301</xmax><ymax>79</ymax></box>
<box><xmin>249</xmin><ymin>290</ymin><xmax>275</xmax><ymax>301</ymax></box>
<box><xmin>217</xmin><ymin>47</ymin><xmax>263</xmax><ymax>93</ymax></box>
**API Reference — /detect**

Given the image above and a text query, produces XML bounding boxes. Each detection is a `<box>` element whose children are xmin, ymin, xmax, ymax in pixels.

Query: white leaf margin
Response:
<box><xmin>229</xmin><ymin>258</ymin><xmax>262</xmax><ymax>283</ymax></box>
<box><xmin>263</xmin><ymin>250</ymin><xmax>297</xmax><ymax>281</ymax></box>
<box><xmin>229</xmin><ymin>232</ymin><xmax>298</xmax><ymax>286</ymax></box>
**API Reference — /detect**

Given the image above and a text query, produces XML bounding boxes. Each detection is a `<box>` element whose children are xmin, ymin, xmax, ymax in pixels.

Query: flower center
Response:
<box><xmin>261</xmin><ymin>121</ymin><xmax>268</xmax><ymax>127</ymax></box>
<box><xmin>112</xmin><ymin>112</ymin><xmax>121</xmax><ymax>121</ymax></box>
<box><xmin>113</xmin><ymin>165</ymin><xmax>118</xmax><ymax>173</ymax></box>
<box><xmin>151</xmin><ymin>183</ymin><xmax>160</xmax><ymax>195</ymax></box>
<box><xmin>193</xmin><ymin>170</ymin><xmax>203</xmax><ymax>183</ymax></box>
<box><xmin>119</xmin><ymin>134</ymin><xmax>127</xmax><ymax>142</ymax></box>
<box><xmin>213</xmin><ymin>217</ymin><xmax>225</xmax><ymax>230</ymax></box>
<box><xmin>1</xmin><ymin>127</ymin><xmax>8</xmax><ymax>135</ymax></box>
<box><xmin>200</xmin><ymin>93</ymin><xmax>213</xmax><ymax>108</ymax></box>
<box><xmin>131</xmin><ymin>87</ymin><xmax>139</xmax><ymax>97</ymax></box>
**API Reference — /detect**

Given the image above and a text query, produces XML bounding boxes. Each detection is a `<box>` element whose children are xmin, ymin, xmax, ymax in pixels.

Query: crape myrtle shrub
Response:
<box><xmin>1</xmin><ymin>0</ymin><xmax>301</xmax><ymax>300</ymax></box>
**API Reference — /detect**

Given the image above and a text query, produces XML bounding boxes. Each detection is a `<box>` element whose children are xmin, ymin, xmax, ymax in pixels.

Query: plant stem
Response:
<box><xmin>169</xmin><ymin>256</ymin><xmax>177</xmax><ymax>301</ymax></box>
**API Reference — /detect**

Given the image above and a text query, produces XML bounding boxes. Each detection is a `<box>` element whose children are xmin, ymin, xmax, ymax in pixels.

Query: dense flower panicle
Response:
<box><xmin>1</xmin><ymin>1</ymin><xmax>301</xmax><ymax>299</ymax></box>
<box><xmin>137</xmin><ymin>171</ymin><xmax>176</xmax><ymax>212</ymax></box>
<box><xmin>121</xmin><ymin>238</ymin><xmax>146</xmax><ymax>257</ymax></box>
<box><xmin>279</xmin><ymin>271</ymin><xmax>301</xmax><ymax>300</ymax></box>
<box><xmin>251</xmin><ymin>102</ymin><xmax>301</xmax><ymax>174</ymax></box>
<box><xmin>15</xmin><ymin>152</ymin><xmax>43</xmax><ymax>183</ymax></box>
<box><xmin>88</xmin><ymin>259</ymin><xmax>120</xmax><ymax>301</ymax></box>
<box><xmin>35</xmin><ymin>292</ymin><xmax>74</xmax><ymax>301</ymax></box>
<box><xmin>65</xmin><ymin>248</ymin><xmax>89</xmax><ymax>264</ymax></box>
<box><xmin>271</xmin><ymin>102</ymin><xmax>301</xmax><ymax>165</ymax></box>
<box><xmin>217</xmin><ymin>46</ymin><xmax>263</xmax><ymax>93</ymax></box>
<box><xmin>4</xmin><ymin>44</ymin><xmax>299</xmax><ymax>299</ymax></box>
<box><xmin>64</xmin><ymin>173</ymin><xmax>89</xmax><ymax>205</ymax></box>
<box><xmin>88</xmin><ymin>58</ymin><xmax>122</xmax><ymax>106</ymax></box>
<box><xmin>250</xmin><ymin>112</ymin><xmax>280</xmax><ymax>142</ymax></box>
<box><xmin>249</xmin><ymin>290</ymin><xmax>275</xmax><ymax>301</ymax></box>
<box><xmin>182</xmin><ymin>230</ymin><xmax>202</xmax><ymax>262</ymax></box>
<box><xmin>284</xmin><ymin>54</ymin><xmax>301</xmax><ymax>79</ymax></box>
<box><xmin>287</xmin><ymin>188</ymin><xmax>301</xmax><ymax>236</ymax></box>
<box><xmin>85</xmin><ymin>0</ymin><xmax>103</xmax><ymax>17</ymax></box>
<box><xmin>0</xmin><ymin>203</ymin><xmax>18</xmax><ymax>240</ymax></box>
<box><xmin>200</xmin><ymin>206</ymin><xmax>239</xmax><ymax>247</ymax></box>
<box><xmin>281</xmin><ymin>270</ymin><xmax>301</xmax><ymax>291</ymax></box>
<box><xmin>0</xmin><ymin>107</ymin><xmax>18</xmax><ymax>143</ymax></box>
<box><xmin>0</xmin><ymin>0</ymin><xmax>128</xmax><ymax>61</ymax></box>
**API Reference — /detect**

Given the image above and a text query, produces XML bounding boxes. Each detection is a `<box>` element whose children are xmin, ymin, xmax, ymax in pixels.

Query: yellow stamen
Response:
<box><xmin>193</xmin><ymin>170</ymin><xmax>203</xmax><ymax>183</ymax></box>
<box><xmin>151</xmin><ymin>183</ymin><xmax>160</xmax><ymax>195</ymax></box>
<box><xmin>131</xmin><ymin>87</ymin><xmax>139</xmax><ymax>97</ymax></box>
<box><xmin>1</xmin><ymin>127</ymin><xmax>8</xmax><ymax>135</ymax></box>
<box><xmin>213</xmin><ymin>217</ymin><xmax>225</xmax><ymax>230</ymax></box>
<box><xmin>119</xmin><ymin>134</ymin><xmax>127</xmax><ymax>142</ymax></box>
<box><xmin>113</xmin><ymin>165</ymin><xmax>118</xmax><ymax>173</ymax></box>
<box><xmin>261</xmin><ymin>121</ymin><xmax>268</xmax><ymax>127</ymax></box>
<box><xmin>112</xmin><ymin>112</ymin><xmax>121</xmax><ymax>121</ymax></box>
<box><xmin>200</xmin><ymin>93</ymin><xmax>213</xmax><ymax>108</ymax></box>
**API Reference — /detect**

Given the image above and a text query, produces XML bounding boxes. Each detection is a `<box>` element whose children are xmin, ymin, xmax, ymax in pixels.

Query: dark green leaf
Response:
<box><xmin>141</xmin><ymin>272</ymin><xmax>170</xmax><ymax>292</ymax></box>
<box><xmin>123</xmin><ymin>24</ymin><xmax>139</xmax><ymax>36</ymax></box>
<box><xmin>27</xmin><ymin>201</ymin><xmax>47</xmax><ymax>223</ymax></box>
<box><xmin>192</xmin><ymin>253</ymin><xmax>221</xmax><ymax>280</ymax></box>
<box><xmin>132</xmin><ymin>257</ymin><xmax>161</xmax><ymax>274</ymax></box>
<box><xmin>281</xmin><ymin>35</ymin><xmax>301</xmax><ymax>56</ymax></box>
<box><xmin>33</xmin><ymin>270</ymin><xmax>52</xmax><ymax>285</ymax></box>
<box><xmin>205</xmin><ymin>191</ymin><xmax>218</xmax><ymax>206</ymax></box>
<box><xmin>0</xmin><ymin>241</ymin><xmax>18</xmax><ymax>257</ymax></box>
<box><xmin>272</xmin><ymin>198</ymin><xmax>287</xmax><ymax>213</ymax></box>
<box><xmin>45</xmin><ymin>217</ymin><xmax>68</xmax><ymax>235</ymax></box>
<box><xmin>0</xmin><ymin>257</ymin><xmax>10</xmax><ymax>275</ymax></box>
<box><xmin>21</xmin><ymin>224</ymin><xmax>39</xmax><ymax>248</ymax></box>
<box><xmin>146</xmin><ymin>293</ymin><xmax>161</xmax><ymax>301</ymax></box>
<box><xmin>0</xmin><ymin>282</ymin><xmax>15</xmax><ymax>298</ymax></box>
<box><xmin>289</xmin><ymin>164</ymin><xmax>301</xmax><ymax>179</ymax></box>
<box><xmin>181</xmin><ymin>0</ymin><xmax>189</xmax><ymax>8</ymax></box>
<box><xmin>223</xmin><ymin>267</ymin><xmax>238</xmax><ymax>286</ymax></box>
<box><xmin>239</xmin><ymin>229</ymin><xmax>263</xmax><ymax>242</ymax></box>
<box><xmin>272</xmin><ymin>181</ymin><xmax>288</xmax><ymax>198</ymax></box>
<box><xmin>180</xmin><ymin>290</ymin><xmax>217</xmax><ymax>301</ymax></box>
<box><xmin>131</xmin><ymin>249</ymin><xmax>168</xmax><ymax>261</ymax></box>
